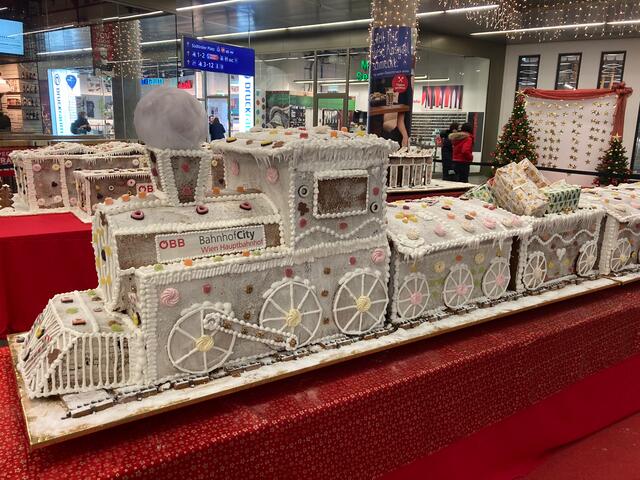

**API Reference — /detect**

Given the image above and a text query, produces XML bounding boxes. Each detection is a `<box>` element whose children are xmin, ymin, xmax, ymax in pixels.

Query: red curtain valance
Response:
<box><xmin>522</xmin><ymin>83</ymin><xmax>633</xmax><ymax>138</ymax></box>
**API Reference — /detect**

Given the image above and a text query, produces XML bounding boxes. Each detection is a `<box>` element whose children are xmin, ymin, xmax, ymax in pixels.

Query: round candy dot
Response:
<box><xmin>138</xmin><ymin>191</ymin><xmax>147</xmax><ymax>199</ymax></box>
<box><xmin>104</xmin><ymin>197</ymin><xmax>114</xmax><ymax>205</ymax></box>
<box><xmin>52</xmin><ymin>164</ymin><xmax>60</xmax><ymax>171</ymax></box>
<box><xmin>236</xmin><ymin>186</ymin><xmax>245</xmax><ymax>193</ymax></box>
<box><xmin>183</xmin><ymin>259</ymin><xmax>193</xmax><ymax>267</ymax></box>
<box><xmin>64</xmin><ymin>160</ymin><xmax>73</xmax><ymax>168</ymax></box>
<box><xmin>299</xmin><ymin>218</ymin><xmax>307</xmax><ymax>228</ymax></box>
<box><xmin>127</xmin><ymin>179</ymin><xmax>136</xmax><ymax>187</ymax></box>
<box><xmin>212</xmin><ymin>187</ymin><xmax>221</xmax><ymax>195</ymax></box>
<box><xmin>32</xmin><ymin>164</ymin><xmax>42</xmax><ymax>172</ymax></box>
<box><xmin>202</xmin><ymin>283</ymin><xmax>212</xmax><ymax>294</ymax></box>
<box><xmin>339</xmin><ymin>222</ymin><xmax>348</xmax><ymax>230</ymax></box>
<box><xmin>349</xmin><ymin>256</ymin><xmax>356</xmax><ymax>265</ymax></box>
<box><xmin>284</xmin><ymin>268</ymin><xmax>294</xmax><ymax>278</ymax></box>
<box><xmin>196</xmin><ymin>204</ymin><xmax>209</xmax><ymax>215</ymax></box>
<box><xmin>130</xmin><ymin>210</ymin><xmax>145</xmax><ymax>220</ymax></box>
<box><xmin>121</xmin><ymin>194</ymin><xmax>131</xmax><ymax>202</ymax></box>
<box><xmin>132</xmin><ymin>159</ymin><xmax>140</xmax><ymax>167</ymax></box>
<box><xmin>153</xmin><ymin>264</ymin><xmax>164</xmax><ymax>271</ymax></box>
<box><xmin>239</xmin><ymin>201</ymin><xmax>252</xmax><ymax>210</ymax></box>
<box><xmin>242</xmin><ymin>250</ymin><xmax>250</xmax><ymax>257</ymax></box>
<box><xmin>372</xmin><ymin>187</ymin><xmax>380</xmax><ymax>196</ymax></box>
<box><xmin>181</xmin><ymin>163</ymin><xmax>190</xmax><ymax>173</ymax></box>
<box><xmin>213</xmin><ymin>256</ymin><xmax>223</xmax><ymax>262</ymax></box>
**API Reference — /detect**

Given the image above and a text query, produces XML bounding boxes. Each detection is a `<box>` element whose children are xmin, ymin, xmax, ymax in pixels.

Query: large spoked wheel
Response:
<box><xmin>522</xmin><ymin>251</ymin><xmax>547</xmax><ymax>291</ymax></box>
<box><xmin>259</xmin><ymin>278</ymin><xmax>322</xmax><ymax>347</ymax></box>
<box><xmin>576</xmin><ymin>241</ymin><xmax>598</xmax><ymax>277</ymax></box>
<box><xmin>167</xmin><ymin>305</ymin><xmax>236</xmax><ymax>374</ymax></box>
<box><xmin>610</xmin><ymin>238</ymin><xmax>632</xmax><ymax>272</ymax></box>
<box><xmin>396</xmin><ymin>273</ymin><xmax>430</xmax><ymax>320</ymax></box>
<box><xmin>482</xmin><ymin>258</ymin><xmax>511</xmax><ymax>300</ymax></box>
<box><xmin>443</xmin><ymin>264</ymin><xmax>474</xmax><ymax>309</ymax></box>
<box><xmin>333</xmin><ymin>269</ymin><xmax>388</xmax><ymax>335</ymax></box>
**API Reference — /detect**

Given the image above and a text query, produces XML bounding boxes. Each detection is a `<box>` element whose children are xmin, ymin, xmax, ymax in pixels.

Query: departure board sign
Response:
<box><xmin>182</xmin><ymin>36</ymin><xmax>255</xmax><ymax>77</ymax></box>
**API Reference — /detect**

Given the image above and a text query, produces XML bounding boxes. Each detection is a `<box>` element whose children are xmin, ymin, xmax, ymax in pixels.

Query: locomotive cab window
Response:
<box><xmin>314</xmin><ymin>170</ymin><xmax>369</xmax><ymax>218</ymax></box>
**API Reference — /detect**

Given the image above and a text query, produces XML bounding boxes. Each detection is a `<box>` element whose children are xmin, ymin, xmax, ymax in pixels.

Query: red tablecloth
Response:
<box><xmin>0</xmin><ymin>213</ymin><xmax>96</xmax><ymax>336</ymax></box>
<box><xmin>1</xmin><ymin>282</ymin><xmax>640</xmax><ymax>479</ymax></box>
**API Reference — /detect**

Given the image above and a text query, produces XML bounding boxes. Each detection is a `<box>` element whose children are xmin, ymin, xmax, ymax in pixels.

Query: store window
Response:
<box><xmin>516</xmin><ymin>55</ymin><xmax>540</xmax><ymax>91</ymax></box>
<box><xmin>598</xmin><ymin>51</ymin><xmax>625</xmax><ymax>89</ymax></box>
<box><xmin>555</xmin><ymin>53</ymin><xmax>581</xmax><ymax>90</ymax></box>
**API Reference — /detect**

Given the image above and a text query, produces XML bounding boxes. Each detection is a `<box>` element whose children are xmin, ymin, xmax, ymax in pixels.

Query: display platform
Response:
<box><xmin>386</xmin><ymin>179</ymin><xmax>473</xmax><ymax>201</ymax></box>
<box><xmin>3</xmin><ymin>280</ymin><xmax>640</xmax><ymax>478</ymax></box>
<box><xmin>10</xmin><ymin>272</ymin><xmax>637</xmax><ymax>449</ymax></box>
<box><xmin>0</xmin><ymin>213</ymin><xmax>96</xmax><ymax>336</ymax></box>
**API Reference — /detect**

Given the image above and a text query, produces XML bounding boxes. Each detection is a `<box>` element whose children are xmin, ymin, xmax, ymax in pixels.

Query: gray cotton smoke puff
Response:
<box><xmin>134</xmin><ymin>87</ymin><xmax>208</xmax><ymax>150</ymax></box>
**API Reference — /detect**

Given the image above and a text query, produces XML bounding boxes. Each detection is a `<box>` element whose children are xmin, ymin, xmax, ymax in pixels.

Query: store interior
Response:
<box><xmin>3</xmin><ymin>1</ymin><xmax>640</xmax><ymax>478</ymax></box>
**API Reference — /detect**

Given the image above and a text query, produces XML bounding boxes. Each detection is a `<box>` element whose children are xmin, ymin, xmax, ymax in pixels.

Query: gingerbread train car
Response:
<box><xmin>386</xmin><ymin>197</ymin><xmax>531</xmax><ymax>324</ymax></box>
<box><xmin>18</xmin><ymin>124</ymin><xmax>398</xmax><ymax>398</ymax></box>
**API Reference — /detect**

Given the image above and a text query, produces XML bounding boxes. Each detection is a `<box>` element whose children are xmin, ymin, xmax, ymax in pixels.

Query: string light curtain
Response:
<box><xmin>437</xmin><ymin>0</ymin><xmax>640</xmax><ymax>41</ymax></box>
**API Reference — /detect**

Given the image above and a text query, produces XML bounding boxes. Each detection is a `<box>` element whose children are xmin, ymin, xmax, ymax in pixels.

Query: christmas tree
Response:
<box><xmin>493</xmin><ymin>91</ymin><xmax>538</xmax><ymax>167</ymax></box>
<box><xmin>594</xmin><ymin>134</ymin><xmax>631</xmax><ymax>186</ymax></box>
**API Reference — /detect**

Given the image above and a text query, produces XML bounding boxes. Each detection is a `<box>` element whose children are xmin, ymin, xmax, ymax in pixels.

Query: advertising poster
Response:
<box><xmin>237</xmin><ymin>75</ymin><xmax>254</xmax><ymax>132</ymax></box>
<box><xmin>47</xmin><ymin>69</ymin><xmax>80</xmax><ymax>135</ymax></box>
<box><xmin>367</xmin><ymin>26</ymin><xmax>413</xmax><ymax>147</ymax></box>
<box><xmin>421</xmin><ymin>85</ymin><xmax>464</xmax><ymax>109</ymax></box>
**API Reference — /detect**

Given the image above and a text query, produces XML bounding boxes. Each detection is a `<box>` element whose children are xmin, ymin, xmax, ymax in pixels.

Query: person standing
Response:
<box><xmin>209</xmin><ymin>116</ymin><xmax>226</xmax><ymax>140</ymax></box>
<box><xmin>70</xmin><ymin>111</ymin><xmax>91</xmax><ymax>135</ymax></box>
<box><xmin>439</xmin><ymin>122</ymin><xmax>458</xmax><ymax>180</ymax></box>
<box><xmin>449</xmin><ymin>122</ymin><xmax>474</xmax><ymax>183</ymax></box>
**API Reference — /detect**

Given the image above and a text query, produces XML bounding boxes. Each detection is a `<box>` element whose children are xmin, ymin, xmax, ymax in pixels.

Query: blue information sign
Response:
<box><xmin>182</xmin><ymin>37</ymin><xmax>255</xmax><ymax>77</ymax></box>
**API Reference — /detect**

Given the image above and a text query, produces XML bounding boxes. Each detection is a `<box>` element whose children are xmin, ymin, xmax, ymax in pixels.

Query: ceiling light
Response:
<box><xmin>446</xmin><ymin>5</ymin><xmax>498</xmax><ymax>14</ymax></box>
<box><xmin>177</xmin><ymin>0</ymin><xmax>248</xmax><ymax>12</ymax></box>
<box><xmin>471</xmin><ymin>21</ymin><xmax>606</xmax><ymax>35</ymax></box>
<box><xmin>37</xmin><ymin>47</ymin><xmax>92</xmax><ymax>56</ymax></box>
<box><xmin>103</xmin><ymin>11</ymin><xmax>164</xmax><ymax>21</ymax></box>
<box><xmin>608</xmin><ymin>19</ymin><xmax>640</xmax><ymax>25</ymax></box>
<box><xmin>416</xmin><ymin>11</ymin><xmax>445</xmax><ymax>17</ymax></box>
<box><xmin>141</xmin><ymin>39</ymin><xmax>180</xmax><ymax>45</ymax></box>
<box><xmin>8</xmin><ymin>24</ymin><xmax>75</xmax><ymax>37</ymax></box>
<box><xmin>0</xmin><ymin>7</ymin><xmax>8</xmax><ymax>11</ymax></box>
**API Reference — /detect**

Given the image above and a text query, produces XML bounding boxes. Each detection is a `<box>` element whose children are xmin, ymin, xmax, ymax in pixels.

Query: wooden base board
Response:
<box><xmin>9</xmin><ymin>273</ymin><xmax>640</xmax><ymax>450</ymax></box>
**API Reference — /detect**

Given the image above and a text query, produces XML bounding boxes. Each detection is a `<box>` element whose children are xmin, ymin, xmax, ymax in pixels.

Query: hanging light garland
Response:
<box><xmin>437</xmin><ymin>0</ymin><xmax>640</xmax><ymax>41</ymax></box>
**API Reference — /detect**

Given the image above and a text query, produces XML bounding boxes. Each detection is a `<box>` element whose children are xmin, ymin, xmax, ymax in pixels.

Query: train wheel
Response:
<box><xmin>167</xmin><ymin>304</ymin><xmax>236</xmax><ymax>374</ymax></box>
<box><xmin>482</xmin><ymin>258</ymin><xmax>511</xmax><ymax>300</ymax></box>
<box><xmin>522</xmin><ymin>252</ymin><xmax>547</xmax><ymax>291</ymax></box>
<box><xmin>259</xmin><ymin>278</ymin><xmax>322</xmax><ymax>347</ymax></box>
<box><xmin>576</xmin><ymin>241</ymin><xmax>598</xmax><ymax>277</ymax></box>
<box><xmin>443</xmin><ymin>264</ymin><xmax>474</xmax><ymax>309</ymax></box>
<box><xmin>333</xmin><ymin>269</ymin><xmax>388</xmax><ymax>335</ymax></box>
<box><xmin>396</xmin><ymin>273</ymin><xmax>430</xmax><ymax>320</ymax></box>
<box><xmin>610</xmin><ymin>238</ymin><xmax>632</xmax><ymax>272</ymax></box>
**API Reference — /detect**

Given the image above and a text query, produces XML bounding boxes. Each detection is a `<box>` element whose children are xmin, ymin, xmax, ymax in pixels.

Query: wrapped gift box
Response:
<box><xmin>519</xmin><ymin>158</ymin><xmax>549</xmax><ymax>188</ymax></box>
<box><xmin>540</xmin><ymin>180</ymin><xmax>581</xmax><ymax>214</ymax></box>
<box><xmin>491</xmin><ymin>162</ymin><xmax>548</xmax><ymax>217</ymax></box>
<box><xmin>463</xmin><ymin>183</ymin><xmax>495</xmax><ymax>204</ymax></box>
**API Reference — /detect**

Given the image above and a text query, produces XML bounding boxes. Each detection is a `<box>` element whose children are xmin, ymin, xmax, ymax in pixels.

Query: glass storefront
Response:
<box><xmin>0</xmin><ymin>7</ymin><xmax>491</xmax><ymax>175</ymax></box>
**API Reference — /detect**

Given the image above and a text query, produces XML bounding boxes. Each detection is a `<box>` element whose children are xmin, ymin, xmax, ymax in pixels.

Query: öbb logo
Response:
<box><xmin>159</xmin><ymin>239</ymin><xmax>185</xmax><ymax>249</ymax></box>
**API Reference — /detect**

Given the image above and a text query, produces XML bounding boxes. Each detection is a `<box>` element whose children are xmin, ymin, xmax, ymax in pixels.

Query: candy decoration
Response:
<box><xmin>132</xmin><ymin>159</ymin><xmax>140</xmax><ymax>167</ymax></box>
<box><xmin>434</xmin><ymin>261</ymin><xmax>445</xmax><ymax>273</ymax></box>
<box><xmin>61</xmin><ymin>297</ymin><xmax>73</xmax><ymax>303</ymax></box>
<box><xmin>181</xmin><ymin>185</ymin><xmax>193</xmax><ymax>197</ymax></box>
<box><xmin>154</xmin><ymin>264</ymin><xmax>164</xmax><ymax>271</ymax></box>
<box><xmin>138</xmin><ymin>191</ymin><xmax>147</xmax><ymax>199</ymax></box>
<box><xmin>372</xmin><ymin>187</ymin><xmax>380</xmax><ymax>196</ymax></box>
<box><xmin>52</xmin><ymin>164</ymin><xmax>60</xmax><ymax>171</ymax></box>
<box><xmin>349</xmin><ymin>256</ymin><xmax>357</xmax><ymax>265</ymax></box>
<box><xmin>226</xmin><ymin>137</ymin><xmax>237</xmax><ymax>142</ymax></box>
<box><xmin>284</xmin><ymin>267</ymin><xmax>294</xmax><ymax>278</ymax></box>
<box><xmin>160</xmin><ymin>287</ymin><xmax>180</xmax><ymax>307</ymax></box>
<box><xmin>483</xmin><ymin>218</ymin><xmax>497</xmax><ymax>230</ymax></box>
<box><xmin>183</xmin><ymin>259</ymin><xmax>194</xmax><ymax>267</ymax></box>
<box><xmin>72</xmin><ymin>318</ymin><xmax>87</xmax><ymax>326</ymax></box>
<box><xmin>32</xmin><ymin>163</ymin><xmax>42</xmax><ymax>172</ymax></box>
<box><xmin>339</xmin><ymin>222</ymin><xmax>348</xmax><ymax>230</ymax></box>
<box><xmin>266</xmin><ymin>167</ymin><xmax>279</xmax><ymax>184</ymax></box>
<box><xmin>122</xmin><ymin>194</ymin><xmax>131</xmax><ymax>202</ymax></box>
<box><xmin>127</xmin><ymin>179</ymin><xmax>136</xmax><ymax>187</ymax></box>
<box><xmin>202</xmin><ymin>283</ymin><xmax>212</xmax><ymax>294</ymax></box>
<box><xmin>181</xmin><ymin>162</ymin><xmax>190</xmax><ymax>173</ymax></box>
<box><xmin>131</xmin><ymin>210</ymin><xmax>145</xmax><ymax>220</ymax></box>
<box><xmin>434</xmin><ymin>224</ymin><xmax>447</xmax><ymax>237</ymax></box>
<box><xmin>37</xmin><ymin>198</ymin><xmax>45</xmax><ymax>206</ymax></box>
<box><xmin>65</xmin><ymin>160</ymin><xmax>73</xmax><ymax>168</ymax></box>
<box><xmin>300</xmin><ymin>132</ymin><xmax>309</xmax><ymax>139</ymax></box>
<box><xmin>239</xmin><ymin>201</ymin><xmax>252</xmax><ymax>211</ymax></box>
<box><xmin>299</xmin><ymin>218</ymin><xmax>307</xmax><ymax>228</ymax></box>
<box><xmin>196</xmin><ymin>204</ymin><xmax>209</xmax><ymax>215</ymax></box>
<box><xmin>260</xmin><ymin>140</ymin><xmax>273</xmax><ymax>147</ymax></box>
<box><xmin>371</xmin><ymin>248</ymin><xmax>386</xmax><ymax>264</ymax></box>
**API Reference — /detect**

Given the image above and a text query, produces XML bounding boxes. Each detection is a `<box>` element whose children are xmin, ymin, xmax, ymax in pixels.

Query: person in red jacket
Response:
<box><xmin>449</xmin><ymin>122</ymin><xmax>474</xmax><ymax>183</ymax></box>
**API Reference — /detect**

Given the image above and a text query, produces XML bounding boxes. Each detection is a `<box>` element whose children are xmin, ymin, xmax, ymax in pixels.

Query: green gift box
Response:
<box><xmin>540</xmin><ymin>181</ymin><xmax>581</xmax><ymax>214</ymax></box>
<box><xmin>464</xmin><ymin>183</ymin><xmax>495</xmax><ymax>204</ymax></box>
